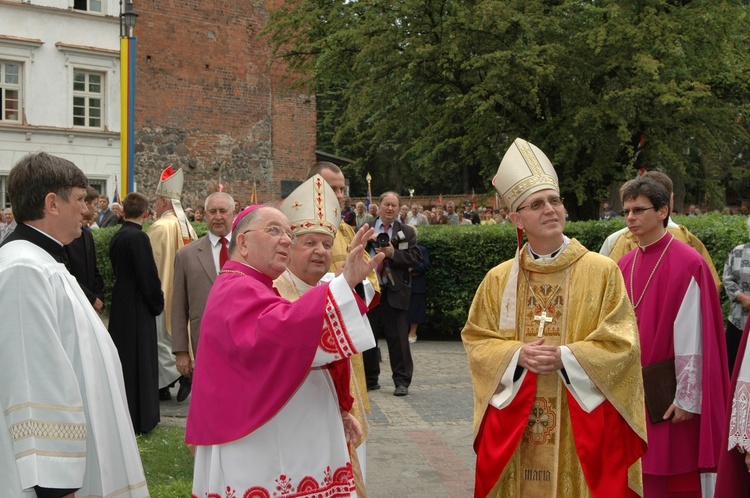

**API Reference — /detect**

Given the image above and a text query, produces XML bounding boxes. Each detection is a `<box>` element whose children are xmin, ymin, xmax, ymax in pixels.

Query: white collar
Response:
<box><xmin>208</xmin><ymin>231</ymin><xmax>232</xmax><ymax>246</ymax></box>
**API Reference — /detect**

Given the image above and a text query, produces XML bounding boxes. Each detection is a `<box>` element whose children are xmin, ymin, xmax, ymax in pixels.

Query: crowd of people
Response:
<box><xmin>2</xmin><ymin>148</ymin><xmax>750</xmax><ymax>498</ymax></box>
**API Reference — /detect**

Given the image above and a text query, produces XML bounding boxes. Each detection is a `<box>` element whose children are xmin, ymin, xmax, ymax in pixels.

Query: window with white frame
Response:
<box><xmin>1</xmin><ymin>61</ymin><xmax>21</xmax><ymax>123</ymax></box>
<box><xmin>73</xmin><ymin>70</ymin><xmax>103</xmax><ymax>129</ymax></box>
<box><xmin>73</xmin><ymin>0</ymin><xmax>102</xmax><ymax>13</ymax></box>
<box><xmin>88</xmin><ymin>179</ymin><xmax>106</xmax><ymax>197</ymax></box>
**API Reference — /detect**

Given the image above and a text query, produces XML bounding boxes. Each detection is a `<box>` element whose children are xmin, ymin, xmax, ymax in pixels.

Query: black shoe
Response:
<box><xmin>367</xmin><ymin>384</ymin><xmax>381</xmax><ymax>391</ymax></box>
<box><xmin>176</xmin><ymin>376</ymin><xmax>192</xmax><ymax>402</ymax></box>
<box><xmin>159</xmin><ymin>387</ymin><xmax>172</xmax><ymax>401</ymax></box>
<box><xmin>394</xmin><ymin>386</ymin><xmax>408</xmax><ymax>396</ymax></box>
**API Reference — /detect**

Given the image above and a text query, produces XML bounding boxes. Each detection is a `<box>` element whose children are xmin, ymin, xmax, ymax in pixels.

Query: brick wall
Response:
<box><xmin>133</xmin><ymin>0</ymin><xmax>316</xmax><ymax>210</ymax></box>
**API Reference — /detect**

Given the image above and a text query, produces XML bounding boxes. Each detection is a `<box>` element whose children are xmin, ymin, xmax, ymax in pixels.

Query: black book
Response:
<box><xmin>642</xmin><ymin>359</ymin><xmax>677</xmax><ymax>425</ymax></box>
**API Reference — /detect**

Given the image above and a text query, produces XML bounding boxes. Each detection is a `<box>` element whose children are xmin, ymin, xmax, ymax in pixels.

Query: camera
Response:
<box><xmin>375</xmin><ymin>232</ymin><xmax>390</xmax><ymax>247</ymax></box>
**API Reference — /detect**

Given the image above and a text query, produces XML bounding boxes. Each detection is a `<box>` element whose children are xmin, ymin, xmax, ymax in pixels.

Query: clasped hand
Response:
<box><xmin>518</xmin><ymin>339</ymin><xmax>563</xmax><ymax>375</ymax></box>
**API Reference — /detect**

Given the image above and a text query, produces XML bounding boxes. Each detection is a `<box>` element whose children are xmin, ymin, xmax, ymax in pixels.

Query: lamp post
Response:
<box><xmin>120</xmin><ymin>0</ymin><xmax>138</xmax><ymax>196</ymax></box>
<box><xmin>365</xmin><ymin>172</ymin><xmax>372</xmax><ymax>210</ymax></box>
<box><xmin>408</xmin><ymin>188</ymin><xmax>414</xmax><ymax>208</ymax></box>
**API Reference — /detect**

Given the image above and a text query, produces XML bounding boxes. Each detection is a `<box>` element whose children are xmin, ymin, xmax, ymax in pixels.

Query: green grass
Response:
<box><xmin>137</xmin><ymin>425</ymin><xmax>194</xmax><ymax>497</ymax></box>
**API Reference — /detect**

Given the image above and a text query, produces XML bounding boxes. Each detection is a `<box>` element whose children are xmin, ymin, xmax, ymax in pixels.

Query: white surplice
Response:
<box><xmin>0</xmin><ymin>240</ymin><xmax>148</xmax><ymax>497</ymax></box>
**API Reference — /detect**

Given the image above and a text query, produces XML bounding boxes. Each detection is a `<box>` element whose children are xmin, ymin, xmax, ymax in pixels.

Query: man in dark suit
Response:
<box><xmin>97</xmin><ymin>195</ymin><xmax>119</xmax><ymax>227</ymax></box>
<box><xmin>64</xmin><ymin>186</ymin><xmax>105</xmax><ymax>312</ymax></box>
<box><xmin>363</xmin><ymin>191</ymin><xmax>423</xmax><ymax>396</ymax></box>
<box><xmin>171</xmin><ymin>192</ymin><xmax>234</xmax><ymax>402</ymax></box>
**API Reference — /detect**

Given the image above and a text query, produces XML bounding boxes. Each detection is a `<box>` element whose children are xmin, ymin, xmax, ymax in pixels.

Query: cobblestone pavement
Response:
<box><xmin>160</xmin><ymin>339</ymin><xmax>477</xmax><ymax>497</ymax></box>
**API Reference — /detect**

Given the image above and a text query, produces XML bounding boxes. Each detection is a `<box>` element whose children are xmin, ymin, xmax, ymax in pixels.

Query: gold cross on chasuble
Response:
<box><xmin>534</xmin><ymin>308</ymin><xmax>553</xmax><ymax>337</ymax></box>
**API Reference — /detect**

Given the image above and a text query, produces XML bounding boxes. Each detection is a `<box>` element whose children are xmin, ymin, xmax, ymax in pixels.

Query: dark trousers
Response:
<box><xmin>364</xmin><ymin>291</ymin><xmax>413</xmax><ymax>388</ymax></box>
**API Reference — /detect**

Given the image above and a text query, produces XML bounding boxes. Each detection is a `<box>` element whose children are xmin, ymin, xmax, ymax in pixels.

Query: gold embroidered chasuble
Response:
<box><xmin>463</xmin><ymin>239</ymin><xmax>646</xmax><ymax>497</ymax></box>
<box><xmin>607</xmin><ymin>225</ymin><xmax>720</xmax><ymax>291</ymax></box>
<box><xmin>147</xmin><ymin>210</ymin><xmax>197</xmax><ymax>335</ymax></box>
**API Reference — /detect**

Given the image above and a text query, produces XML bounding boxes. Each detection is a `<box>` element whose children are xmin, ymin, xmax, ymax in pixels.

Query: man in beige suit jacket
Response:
<box><xmin>171</xmin><ymin>192</ymin><xmax>234</xmax><ymax>401</ymax></box>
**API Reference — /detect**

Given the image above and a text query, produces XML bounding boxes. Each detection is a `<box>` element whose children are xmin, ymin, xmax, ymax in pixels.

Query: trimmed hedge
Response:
<box><xmin>416</xmin><ymin>214</ymin><xmax>748</xmax><ymax>337</ymax></box>
<box><xmin>92</xmin><ymin>215</ymin><xmax>748</xmax><ymax>336</ymax></box>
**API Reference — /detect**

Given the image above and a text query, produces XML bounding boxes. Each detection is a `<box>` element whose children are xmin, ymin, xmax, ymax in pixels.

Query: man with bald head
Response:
<box><xmin>186</xmin><ymin>204</ymin><xmax>382</xmax><ymax>496</ymax></box>
<box><xmin>171</xmin><ymin>192</ymin><xmax>234</xmax><ymax>402</ymax></box>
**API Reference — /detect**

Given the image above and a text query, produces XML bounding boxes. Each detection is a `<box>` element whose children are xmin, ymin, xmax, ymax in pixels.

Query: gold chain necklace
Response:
<box><xmin>628</xmin><ymin>234</ymin><xmax>674</xmax><ymax>310</ymax></box>
<box><xmin>219</xmin><ymin>269</ymin><xmax>246</xmax><ymax>276</ymax></box>
<box><xmin>523</xmin><ymin>266</ymin><xmax>572</xmax><ymax>337</ymax></box>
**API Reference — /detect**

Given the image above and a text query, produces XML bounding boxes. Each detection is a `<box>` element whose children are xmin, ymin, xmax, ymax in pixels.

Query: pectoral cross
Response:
<box><xmin>534</xmin><ymin>309</ymin><xmax>553</xmax><ymax>337</ymax></box>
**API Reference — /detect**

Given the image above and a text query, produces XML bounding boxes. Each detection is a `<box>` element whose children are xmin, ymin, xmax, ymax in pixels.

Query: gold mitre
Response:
<box><xmin>155</xmin><ymin>165</ymin><xmax>184</xmax><ymax>200</ymax></box>
<box><xmin>278</xmin><ymin>174</ymin><xmax>341</xmax><ymax>238</ymax></box>
<box><xmin>492</xmin><ymin>138</ymin><xmax>559</xmax><ymax>212</ymax></box>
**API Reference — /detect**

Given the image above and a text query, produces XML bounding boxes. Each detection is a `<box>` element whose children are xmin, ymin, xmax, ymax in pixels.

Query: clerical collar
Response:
<box><xmin>4</xmin><ymin>222</ymin><xmax>68</xmax><ymax>266</ymax></box>
<box><xmin>637</xmin><ymin>230</ymin><xmax>670</xmax><ymax>251</ymax></box>
<box><xmin>528</xmin><ymin>236</ymin><xmax>569</xmax><ymax>264</ymax></box>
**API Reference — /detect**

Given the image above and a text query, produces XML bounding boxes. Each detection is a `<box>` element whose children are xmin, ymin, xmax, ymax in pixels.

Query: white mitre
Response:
<box><xmin>277</xmin><ymin>174</ymin><xmax>341</xmax><ymax>238</ymax></box>
<box><xmin>492</xmin><ymin>137</ymin><xmax>559</xmax><ymax>211</ymax></box>
<box><xmin>492</xmin><ymin>138</ymin><xmax>560</xmax><ymax>329</ymax></box>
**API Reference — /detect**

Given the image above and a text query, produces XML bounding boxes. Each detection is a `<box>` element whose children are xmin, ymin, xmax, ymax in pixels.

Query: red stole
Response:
<box><xmin>473</xmin><ymin>373</ymin><xmax>645</xmax><ymax>497</ymax></box>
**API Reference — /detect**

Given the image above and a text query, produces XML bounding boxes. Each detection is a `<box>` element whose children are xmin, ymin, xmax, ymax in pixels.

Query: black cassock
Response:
<box><xmin>108</xmin><ymin>221</ymin><xmax>164</xmax><ymax>435</ymax></box>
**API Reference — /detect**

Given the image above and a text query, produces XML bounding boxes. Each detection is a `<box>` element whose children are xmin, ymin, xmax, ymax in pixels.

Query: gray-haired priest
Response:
<box><xmin>186</xmin><ymin>175</ymin><xmax>382</xmax><ymax>497</ymax></box>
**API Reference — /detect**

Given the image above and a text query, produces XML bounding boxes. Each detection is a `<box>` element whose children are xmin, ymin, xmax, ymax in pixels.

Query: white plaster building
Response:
<box><xmin>0</xmin><ymin>0</ymin><xmax>122</xmax><ymax>205</ymax></box>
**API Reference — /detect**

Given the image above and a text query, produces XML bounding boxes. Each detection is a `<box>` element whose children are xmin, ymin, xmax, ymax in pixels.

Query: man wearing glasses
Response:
<box><xmin>599</xmin><ymin>171</ymin><xmax>720</xmax><ymax>291</ymax></box>
<box><xmin>186</xmin><ymin>202</ymin><xmax>382</xmax><ymax>497</ymax></box>
<box><xmin>462</xmin><ymin>138</ymin><xmax>646</xmax><ymax>497</ymax></box>
<box><xmin>618</xmin><ymin>176</ymin><xmax>728</xmax><ymax>497</ymax></box>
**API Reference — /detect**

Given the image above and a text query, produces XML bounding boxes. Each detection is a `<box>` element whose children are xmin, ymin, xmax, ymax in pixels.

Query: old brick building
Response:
<box><xmin>134</xmin><ymin>1</ymin><xmax>316</xmax><ymax>209</ymax></box>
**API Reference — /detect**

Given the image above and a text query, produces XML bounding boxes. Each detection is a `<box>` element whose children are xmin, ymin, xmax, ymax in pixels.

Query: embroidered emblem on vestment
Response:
<box><xmin>526</xmin><ymin>397</ymin><xmax>557</xmax><ymax>445</ymax></box>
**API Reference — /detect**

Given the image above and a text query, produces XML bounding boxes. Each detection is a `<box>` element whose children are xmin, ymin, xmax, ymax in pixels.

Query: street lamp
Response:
<box><xmin>408</xmin><ymin>188</ymin><xmax>414</xmax><ymax>207</ymax></box>
<box><xmin>121</xmin><ymin>1</ymin><xmax>138</xmax><ymax>37</ymax></box>
<box><xmin>120</xmin><ymin>0</ymin><xmax>138</xmax><ymax>195</ymax></box>
<box><xmin>365</xmin><ymin>172</ymin><xmax>372</xmax><ymax>209</ymax></box>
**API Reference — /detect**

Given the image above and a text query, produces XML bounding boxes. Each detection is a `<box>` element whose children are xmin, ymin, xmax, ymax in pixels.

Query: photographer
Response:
<box><xmin>363</xmin><ymin>191</ymin><xmax>423</xmax><ymax>396</ymax></box>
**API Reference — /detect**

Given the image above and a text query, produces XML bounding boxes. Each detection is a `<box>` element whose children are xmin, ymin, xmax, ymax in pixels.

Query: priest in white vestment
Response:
<box><xmin>186</xmin><ymin>186</ymin><xmax>383</xmax><ymax>498</ymax></box>
<box><xmin>0</xmin><ymin>152</ymin><xmax>148</xmax><ymax>498</ymax></box>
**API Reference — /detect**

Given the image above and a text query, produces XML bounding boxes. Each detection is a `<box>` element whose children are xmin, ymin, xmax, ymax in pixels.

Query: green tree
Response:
<box><xmin>266</xmin><ymin>0</ymin><xmax>750</xmax><ymax>218</ymax></box>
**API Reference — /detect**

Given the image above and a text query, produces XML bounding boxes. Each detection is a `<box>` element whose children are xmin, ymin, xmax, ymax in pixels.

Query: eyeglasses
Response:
<box><xmin>620</xmin><ymin>206</ymin><xmax>655</xmax><ymax>217</ymax></box>
<box><xmin>242</xmin><ymin>225</ymin><xmax>297</xmax><ymax>243</ymax></box>
<box><xmin>516</xmin><ymin>196</ymin><xmax>564</xmax><ymax>212</ymax></box>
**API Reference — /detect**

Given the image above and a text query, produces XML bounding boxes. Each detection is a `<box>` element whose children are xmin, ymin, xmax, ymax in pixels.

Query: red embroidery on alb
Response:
<box><xmin>318</xmin><ymin>293</ymin><xmax>355</xmax><ymax>358</ymax></box>
<box><xmin>213</xmin><ymin>463</ymin><xmax>355</xmax><ymax>498</ymax></box>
